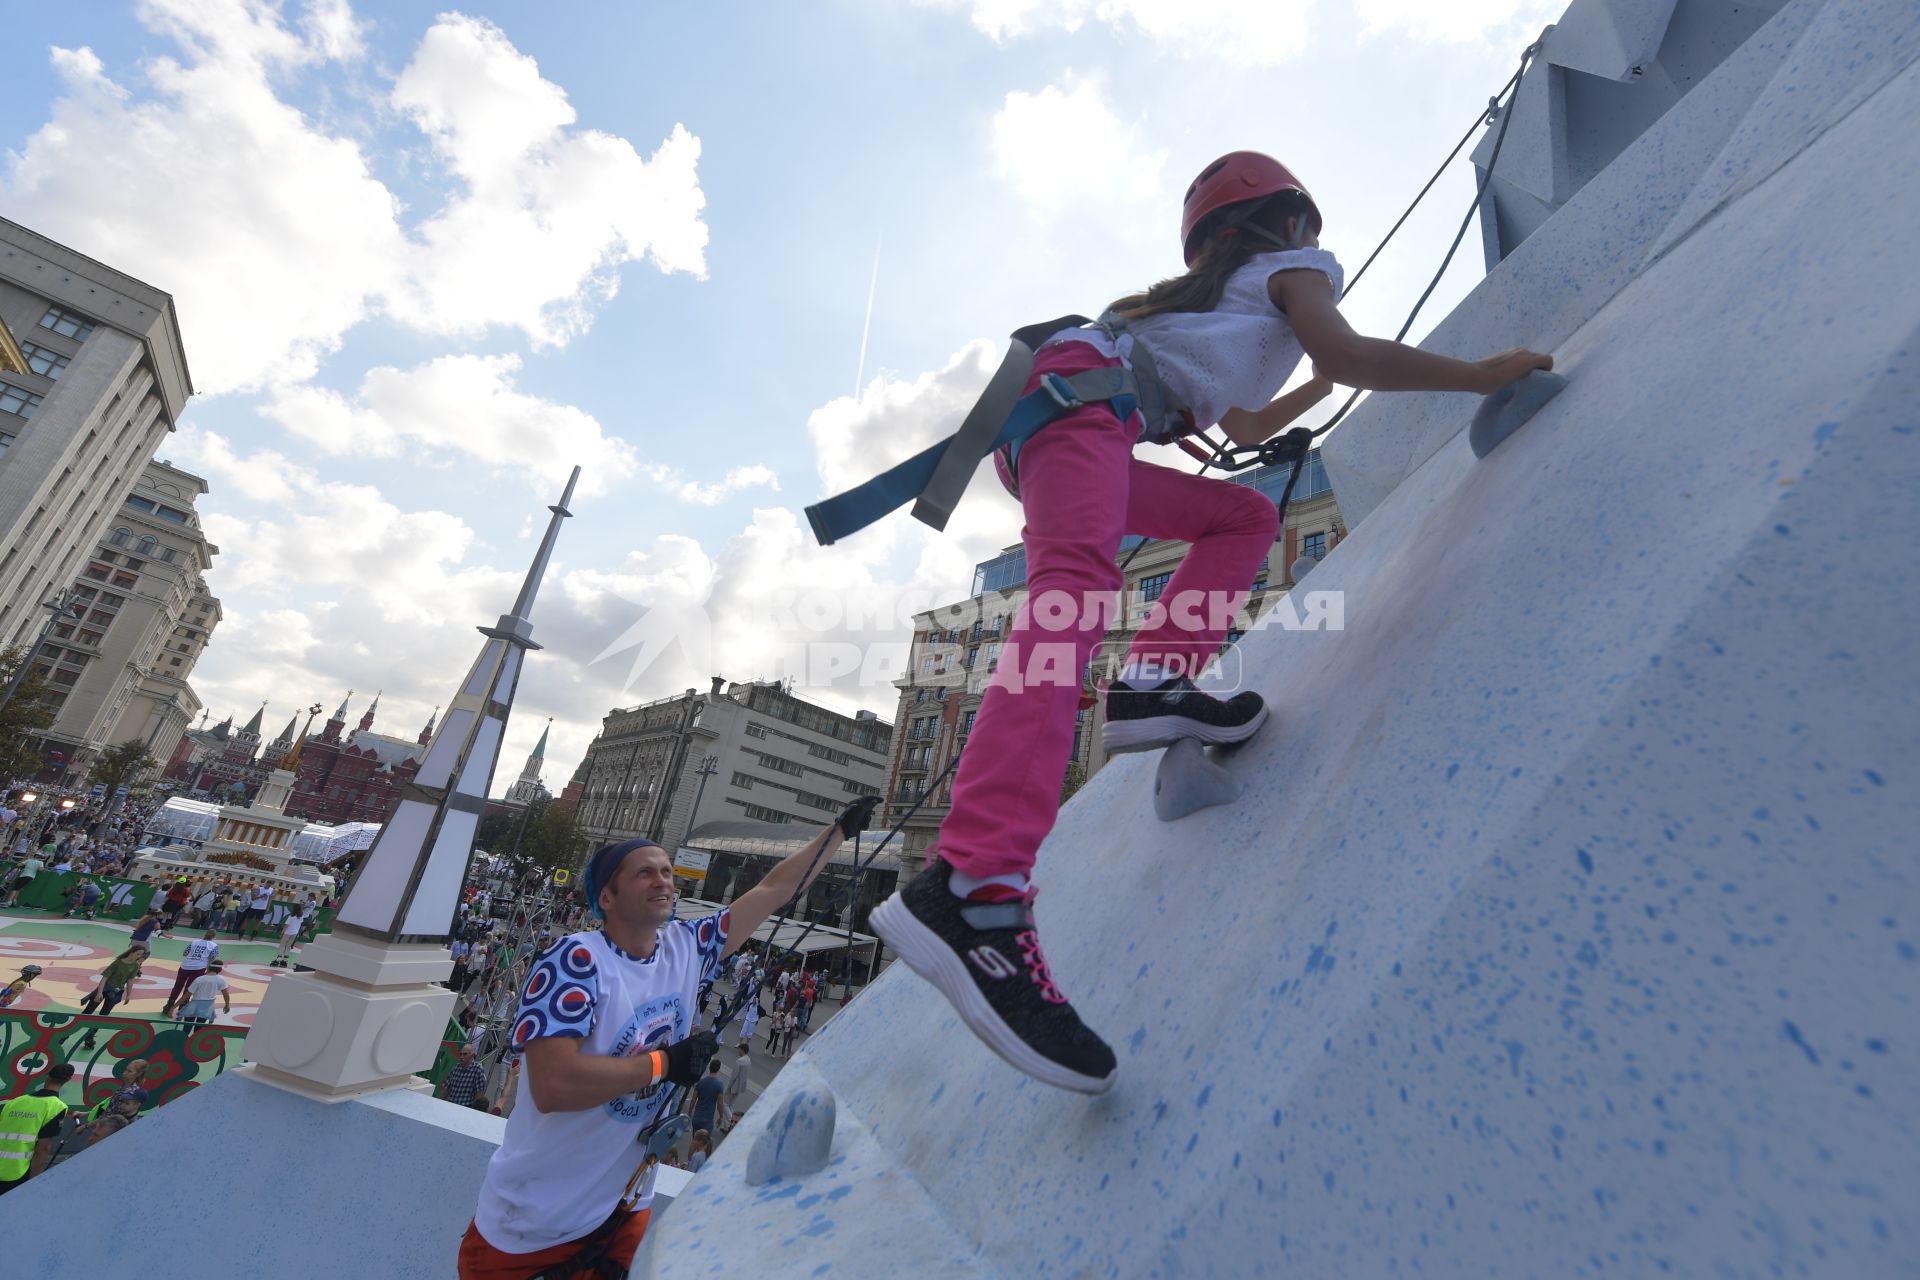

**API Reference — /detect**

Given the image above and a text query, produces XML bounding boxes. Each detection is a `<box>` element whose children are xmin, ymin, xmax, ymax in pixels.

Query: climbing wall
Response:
<box><xmin>641</xmin><ymin>0</ymin><xmax>1918</xmax><ymax>1275</ymax></box>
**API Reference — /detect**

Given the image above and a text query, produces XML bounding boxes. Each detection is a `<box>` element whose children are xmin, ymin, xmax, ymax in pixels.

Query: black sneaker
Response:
<box><xmin>1102</xmin><ymin>676</ymin><xmax>1268</xmax><ymax>754</ymax></box>
<box><xmin>871</xmin><ymin>860</ymin><xmax>1116</xmax><ymax>1094</ymax></box>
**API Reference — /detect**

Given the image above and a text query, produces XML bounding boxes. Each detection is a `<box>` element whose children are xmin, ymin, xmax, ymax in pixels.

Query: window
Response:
<box><xmin>962</xmin><ymin>710</ymin><xmax>977</xmax><ymax>735</ymax></box>
<box><xmin>87</xmin><ymin>610</ymin><xmax>113</xmax><ymax>626</ymax></box>
<box><xmin>125</xmin><ymin>496</ymin><xmax>154</xmax><ymax>513</ymax></box>
<box><xmin>76</xmin><ymin>630</ymin><xmax>101</xmax><ymax>647</ymax></box>
<box><xmin>967</xmin><ymin>645</ymin><xmax>980</xmax><ymax>669</ymax></box>
<box><xmin>39</xmin><ymin>306</ymin><xmax>95</xmax><ymax>341</ymax></box>
<box><xmin>111</xmin><ymin>572</ymin><xmax>138</xmax><ymax>589</ymax></box>
<box><xmin>1302</xmin><ymin>532</ymin><xmax>1326</xmax><ymax>560</ymax></box>
<box><xmin>122</xmin><ymin>559</ymin><xmax>143</xmax><ymax>572</ymax></box>
<box><xmin>0</xmin><ymin>431</ymin><xmax>12</xmax><ymax>457</ymax></box>
<box><xmin>0</xmin><ymin>382</ymin><xmax>44</xmax><ymax>419</ymax></box>
<box><xmin>136</xmin><ymin>535</ymin><xmax>156</xmax><ymax>555</ymax></box>
<box><xmin>745</xmin><ymin>722</ymin><xmax>768</xmax><ymax>739</ymax></box>
<box><xmin>84</xmin><ymin>563</ymin><xmax>110</xmax><ymax>581</ymax></box>
<box><xmin>159</xmin><ymin>547</ymin><xmax>178</xmax><ymax>563</ymax></box>
<box><xmin>169</xmin><ymin>656</ymin><xmax>183</xmax><ymax>668</ymax></box>
<box><xmin>19</xmin><ymin>343</ymin><xmax>69</xmax><ymax>379</ymax></box>
<box><xmin>1137</xmin><ymin>572</ymin><xmax>1172</xmax><ymax>602</ymax></box>
<box><xmin>154</xmin><ymin>505</ymin><xmax>189</xmax><ymax>524</ymax></box>
<box><xmin>731</xmin><ymin>771</ymin><xmax>755</xmax><ymax>789</ymax></box>
<box><xmin>50</xmin><ymin>667</ymin><xmax>79</xmax><ymax>686</ymax></box>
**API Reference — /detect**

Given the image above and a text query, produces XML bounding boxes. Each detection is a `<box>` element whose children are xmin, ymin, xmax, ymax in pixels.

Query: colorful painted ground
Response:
<box><xmin>0</xmin><ymin>908</ymin><xmax>299</xmax><ymax>1031</ymax></box>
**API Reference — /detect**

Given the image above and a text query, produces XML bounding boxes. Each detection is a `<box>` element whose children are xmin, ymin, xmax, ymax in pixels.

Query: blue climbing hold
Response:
<box><xmin>1470</xmin><ymin>370</ymin><xmax>1567</xmax><ymax>458</ymax></box>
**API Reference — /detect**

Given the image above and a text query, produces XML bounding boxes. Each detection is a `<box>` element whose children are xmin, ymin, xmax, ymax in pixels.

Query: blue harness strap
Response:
<box><xmin>804</xmin><ymin>377</ymin><xmax>1136</xmax><ymax>546</ymax></box>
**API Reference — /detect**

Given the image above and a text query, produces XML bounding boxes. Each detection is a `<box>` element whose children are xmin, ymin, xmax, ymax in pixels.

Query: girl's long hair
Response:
<box><xmin>1109</xmin><ymin>191</ymin><xmax>1316</xmax><ymax>321</ymax></box>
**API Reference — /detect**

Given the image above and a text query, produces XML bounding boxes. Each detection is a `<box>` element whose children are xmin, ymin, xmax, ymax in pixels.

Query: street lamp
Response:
<box><xmin>0</xmin><ymin>589</ymin><xmax>86</xmax><ymax>714</ymax></box>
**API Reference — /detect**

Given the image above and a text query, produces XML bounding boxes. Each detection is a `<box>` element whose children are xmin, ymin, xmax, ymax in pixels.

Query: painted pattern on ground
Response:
<box><xmin>0</xmin><ymin>910</ymin><xmax>302</xmax><ymax>1030</ymax></box>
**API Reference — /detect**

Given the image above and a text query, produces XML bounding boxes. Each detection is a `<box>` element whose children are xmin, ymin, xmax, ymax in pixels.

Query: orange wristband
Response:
<box><xmin>645</xmin><ymin>1049</ymin><xmax>667</xmax><ymax>1086</ymax></box>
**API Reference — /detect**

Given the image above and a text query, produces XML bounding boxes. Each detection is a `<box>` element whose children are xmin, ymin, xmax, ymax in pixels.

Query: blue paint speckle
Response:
<box><xmin>1504</xmin><ymin>1040</ymin><xmax>1525</xmax><ymax>1077</ymax></box>
<box><xmin>1783</xmin><ymin>1020</ymin><xmax>1821</xmax><ymax>1065</ymax></box>
<box><xmin>1196</xmin><ymin>1085</ymin><xmax>1212</xmax><ymax>1110</ymax></box>
<box><xmin>1576</xmin><ymin>848</ymin><xmax>1594</xmax><ymax>874</ymax></box>
<box><xmin>1446</xmin><ymin>762</ymin><xmax>1460</xmax><ymax>780</ymax></box>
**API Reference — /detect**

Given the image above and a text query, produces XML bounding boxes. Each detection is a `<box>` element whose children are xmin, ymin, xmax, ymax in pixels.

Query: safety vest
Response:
<box><xmin>0</xmin><ymin>1090</ymin><xmax>67</xmax><ymax>1183</ymax></box>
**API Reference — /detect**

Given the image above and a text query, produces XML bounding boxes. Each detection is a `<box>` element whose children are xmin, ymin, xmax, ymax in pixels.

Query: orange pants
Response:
<box><xmin>457</xmin><ymin>1209</ymin><xmax>650</xmax><ymax>1280</ymax></box>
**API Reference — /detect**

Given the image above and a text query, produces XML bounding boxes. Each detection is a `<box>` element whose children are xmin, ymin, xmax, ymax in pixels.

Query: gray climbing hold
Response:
<box><xmin>1153</xmin><ymin>738</ymin><xmax>1244</xmax><ymax>822</ymax></box>
<box><xmin>1289</xmin><ymin>554</ymin><xmax>1320</xmax><ymax>584</ymax></box>
<box><xmin>744</xmin><ymin>1085</ymin><xmax>837</xmax><ymax>1185</ymax></box>
<box><xmin>1470</xmin><ymin>369</ymin><xmax>1567</xmax><ymax>458</ymax></box>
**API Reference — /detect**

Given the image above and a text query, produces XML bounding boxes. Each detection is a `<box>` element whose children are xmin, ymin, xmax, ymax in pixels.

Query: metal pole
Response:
<box><xmin>0</xmin><ymin>591</ymin><xmax>83</xmax><ymax>714</ymax></box>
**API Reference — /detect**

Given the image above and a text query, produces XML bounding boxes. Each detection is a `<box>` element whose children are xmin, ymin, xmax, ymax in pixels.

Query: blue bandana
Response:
<box><xmin>583</xmin><ymin>839</ymin><xmax>662</xmax><ymax>920</ymax></box>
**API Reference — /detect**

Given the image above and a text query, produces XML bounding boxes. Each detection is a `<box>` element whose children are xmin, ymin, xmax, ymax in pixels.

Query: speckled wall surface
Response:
<box><xmin>643</xmin><ymin>2</ymin><xmax>1918</xmax><ymax>1275</ymax></box>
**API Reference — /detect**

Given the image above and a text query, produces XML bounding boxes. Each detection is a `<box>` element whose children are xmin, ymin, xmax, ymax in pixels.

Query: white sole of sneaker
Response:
<box><xmin>870</xmin><ymin>894</ymin><xmax>1114</xmax><ymax>1095</ymax></box>
<box><xmin>1101</xmin><ymin>702</ymin><xmax>1269</xmax><ymax>755</ymax></box>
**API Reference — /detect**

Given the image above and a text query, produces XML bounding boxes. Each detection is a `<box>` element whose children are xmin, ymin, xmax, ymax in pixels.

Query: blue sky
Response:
<box><xmin>0</xmin><ymin>0</ymin><xmax>1559</xmax><ymax>787</ymax></box>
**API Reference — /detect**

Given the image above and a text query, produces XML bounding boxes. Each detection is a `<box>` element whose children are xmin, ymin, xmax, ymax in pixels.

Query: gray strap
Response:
<box><xmin>911</xmin><ymin>340</ymin><xmax>1038</xmax><ymax>532</ymax></box>
<box><xmin>1097</xmin><ymin>311</ymin><xmax>1190</xmax><ymax>442</ymax></box>
<box><xmin>959</xmin><ymin>902</ymin><xmax>1034</xmax><ymax>932</ymax></box>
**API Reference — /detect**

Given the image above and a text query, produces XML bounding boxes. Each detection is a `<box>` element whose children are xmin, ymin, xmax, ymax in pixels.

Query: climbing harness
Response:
<box><xmin>804</xmin><ymin>313</ymin><xmax>1185</xmax><ymax>546</ymax></box>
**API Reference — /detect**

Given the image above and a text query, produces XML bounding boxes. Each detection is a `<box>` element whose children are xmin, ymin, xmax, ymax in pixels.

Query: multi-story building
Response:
<box><xmin>287</xmin><ymin>693</ymin><xmax>434</xmax><ymax>824</ymax></box>
<box><xmin>573</xmin><ymin>677</ymin><xmax>893</xmax><ymax>861</ymax></box>
<box><xmin>882</xmin><ymin>451</ymin><xmax>1346</xmax><ymax>873</ymax></box>
<box><xmin>0</xmin><ymin>217</ymin><xmax>193</xmax><ymax>662</ymax></box>
<box><xmin>32</xmin><ymin>460</ymin><xmax>219</xmax><ymax>777</ymax></box>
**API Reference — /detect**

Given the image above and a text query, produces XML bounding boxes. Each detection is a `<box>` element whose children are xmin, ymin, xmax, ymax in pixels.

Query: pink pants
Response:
<box><xmin>936</xmin><ymin>344</ymin><xmax>1279</xmax><ymax>880</ymax></box>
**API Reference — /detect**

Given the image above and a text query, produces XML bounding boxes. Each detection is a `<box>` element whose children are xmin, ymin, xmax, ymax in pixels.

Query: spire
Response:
<box><xmin>418</xmin><ymin>706</ymin><xmax>439</xmax><ymax>747</ymax></box>
<box><xmin>272</xmin><ymin>715</ymin><xmax>298</xmax><ymax>746</ymax></box>
<box><xmin>241</xmin><ymin>701</ymin><xmax>266</xmax><ymax>737</ymax></box>
<box><xmin>328</xmin><ymin>466</ymin><xmax>577</xmax><ymax>944</ymax></box>
<box><xmin>531</xmin><ymin>720</ymin><xmax>550</xmax><ymax>762</ymax></box>
<box><xmin>323</xmin><ymin>690</ymin><xmax>351</xmax><ymax>743</ymax></box>
<box><xmin>517</xmin><ymin>717</ymin><xmax>553</xmax><ymax>785</ymax></box>
<box><xmin>358</xmin><ymin>691</ymin><xmax>380</xmax><ymax>734</ymax></box>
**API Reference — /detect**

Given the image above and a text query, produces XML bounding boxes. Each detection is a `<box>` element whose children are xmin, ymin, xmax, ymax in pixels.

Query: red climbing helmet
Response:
<box><xmin>1181</xmin><ymin>151</ymin><xmax>1322</xmax><ymax>265</ymax></box>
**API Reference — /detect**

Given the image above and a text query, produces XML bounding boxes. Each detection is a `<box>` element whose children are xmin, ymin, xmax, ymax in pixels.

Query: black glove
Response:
<box><xmin>663</xmin><ymin>1030</ymin><xmax>719</xmax><ymax>1088</ymax></box>
<box><xmin>836</xmin><ymin>795</ymin><xmax>883</xmax><ymax>841</ymax></box>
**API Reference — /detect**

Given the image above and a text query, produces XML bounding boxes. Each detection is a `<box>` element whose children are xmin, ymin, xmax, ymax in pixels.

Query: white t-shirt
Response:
<box><xmin>180</xmin><ymin>939</ymin><xmax>220</xmax><ymax>970</ymax></box>
<box><xmin>250</xmin><ymin>888</ymin><xmax>273</xmax><ymax>909</ymax></box>
<box><xmin>474</xmin><ymin>910</ymin><xmax>731</xmax><ymax>1255</ymax></box>
<box><xmin>187</xmin><ymin>973</ymin><xmax>228</xmax><ymax>1002</ymax></box>
<box><xmin>1046</xmin><ymin>247</ymin><xmax>1345</xmax><ymax>437</ymax></box>
<box><xmin>281</xmin><ymin>913</ymin><xmax>305</xmax><ymax>937</ymax></box>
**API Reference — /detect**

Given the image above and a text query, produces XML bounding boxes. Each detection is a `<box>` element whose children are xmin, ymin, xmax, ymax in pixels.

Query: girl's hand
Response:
<box><xmin>1306</xmin><ymin>365</ymin><xmax>1337</xmax><ymax>396</ymax></box>
<box><xmin>1472</xmin><ymin>348</ymin><xmax>1554</xmax><ymax>394</ymax></box>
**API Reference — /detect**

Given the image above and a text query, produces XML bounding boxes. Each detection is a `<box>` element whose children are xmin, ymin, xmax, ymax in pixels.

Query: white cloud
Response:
<box><xmin>4</xmin><ymin>23</ymin><xmax>404</xmax><ymax>393</ymax></box>
<box><xmin>389</xmin><ymin>13</ymin><xmax>709</xmax><ymax>346</ymax></box>
<box><xmin>992</xmin><ymin>74</ymin><xmax>1168</xmax><ymax>214</ymax></box>
<box><xmin>924</xmin><ymin>0</ymin><xmax>1317</xmax><ymax>68</ymax></box>
<box><xmin>1353</xmin><ymin>0</ymin><xmax>1562</xmax><ymax>44</ymax></box>
<box><xmin>1</xmin><ymin>5</ymin><xmax>706</xmax><ymax>394</ymax></box>
<box><xmin>640</xmin><ymin>463</ymin><xmax>782</xmax><ymax>507</ymax></box>
<box><xmin>261</xmin><ymin>353</ymin><xmax>636</xmax><ymax>497</ymax></box>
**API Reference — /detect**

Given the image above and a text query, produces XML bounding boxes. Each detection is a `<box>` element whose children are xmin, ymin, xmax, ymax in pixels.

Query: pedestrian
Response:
<box><xmin>0</xmin><ymin>1062</ymin><xmax>75</xmax><ymax>1195</ymax></box>
<box><xmin>449</xmin><ymin>936</ymin><xmax>472</xmax><ymax>991</ymax></box>
<box><xmin>867</xmin><ymin>151</ymin><xmax>1552</xmax><ymax>1093</ymax></box>
<box><xmin>78</xmin><ymin>945</ymin><xmax>148</xmax><ymax>1037</ymax></box>
<box><xmin>128</xmin><ymin>908</ymin><xmax>164</xmax><ymax>948</ymax></box>
<box><xmin>158</xmin><ymin>878</ymin><xmax>191</xmax><ymax>934</ymax></box>
<box><xmin>241</xmin><ymin>882</ymin><xmax>273</xmax><ymax>939</ymax></box>
<box><xmin>191</xmin><ymin>883</ymin><xmax>220</xmax><ymax>929</ymax></box>
<box><xmin>178</xmin><ymin>959</ymin><xmax>231</xmax><ymax>1030</ymax></box>
<box><xmin>5</xmin><ymin>849</ymin><xmax>44</xmax><ymax>907</ymax></box>
<box><xmin>84</xmin><ymin>1059</ymin><xmax>151</xmax><ymax>1120</ymax></box>
<box><xmin>722</xmin><ymin>1043</ymin><xmax>750</xmax><ymax>1131</ymax></box>
<box><xmin>781</xmin><ymin>1007</ymin><xmax>800</xmax><ymax>1055</ymax></box>
<box><xmin>458</xmin><ymin>799</ymin><xmax>875</xmax><ymax>1280</ymax></box>
<box><xmin>687</xmin><ymin>1057</ymin><xmax>725</xmax><ymax>1139</ymax></box>
<box><xmin>438</xmin><ymin>1044</ymin><xmax>491</xmax><ymax>1110</ymax></box>
<box><xmin>160</xmin><ymin>930</ymin><xmax>221</xmax><ymax>1016</ymax></box>
<box><xmin>0</xmin><ymin>964</ymin><xmax>44</xmax><ymax>1008</ymax></box>
<box><xmin>272</xmin><ymin>904</ymin><xmax>306</xmax><ymax>967</ymax></box>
